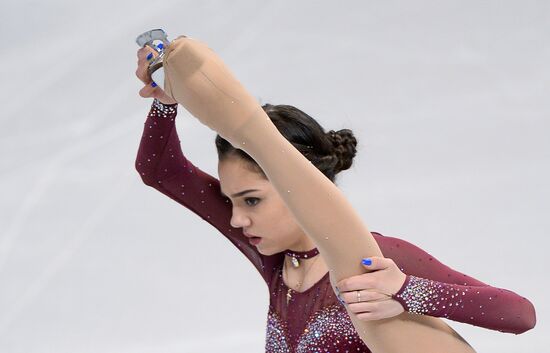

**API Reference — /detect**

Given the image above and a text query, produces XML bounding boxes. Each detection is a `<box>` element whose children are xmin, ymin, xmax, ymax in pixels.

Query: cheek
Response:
<box><xmin>256</xmin><ymin>193</ymin><xmax>300</xmax><ymax>236</ymax></box>
<box><xmin>268</xmin><ymin>206</ymin><xmax>301</xmax><ymax>239</ymax></box>
<box><xmin>256</xmin><ymin>202</ymin><xmax>294</xmax><ymax>238</ymax></box>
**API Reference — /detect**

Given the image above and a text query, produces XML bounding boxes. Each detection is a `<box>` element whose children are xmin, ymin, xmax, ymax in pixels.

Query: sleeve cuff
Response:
<box><xmin>151</xmin><ymin>98</ymin><xmax>177</xmax><ymax>117</ymax></box>
<box><xmin>391</xmin><ymin>275</ymin><xmax>437</xmax><ymax>315</ymax></box>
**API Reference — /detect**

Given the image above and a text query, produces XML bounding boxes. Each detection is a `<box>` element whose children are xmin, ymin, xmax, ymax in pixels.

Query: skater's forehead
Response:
<box><xmin>220</xmin><ymin>188</ymin><xmax>261</xmax><ymax>198</ymax></box>
<box><xmin>218</xmin><ymin>160</ymin><xmax>269</xmax><ymax>198</ymax></box>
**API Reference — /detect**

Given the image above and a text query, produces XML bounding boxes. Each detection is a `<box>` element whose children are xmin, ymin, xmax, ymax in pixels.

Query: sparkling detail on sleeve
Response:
<box><xmin>151</xmin><ymin>98</ymin><xmax>177</xmax><ymax>117</ymax></box>
<box><xmin>393</xmin><ymin>275</ymin><xmax>464</xmax><ymax>316</ymax></box>
<box><xmin>378</xmin><ymin>234</ymin><xmax>536</xmax><ymax>333</ymax></box>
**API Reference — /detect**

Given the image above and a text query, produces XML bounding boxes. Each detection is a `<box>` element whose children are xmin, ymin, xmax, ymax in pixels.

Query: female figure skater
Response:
<box><xmin>134</xmin><ymin>37</ymin><xmax>536</xmax><ymax>352</ymax></box>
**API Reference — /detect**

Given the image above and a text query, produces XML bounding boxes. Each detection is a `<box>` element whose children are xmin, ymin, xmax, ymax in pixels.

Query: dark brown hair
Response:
<box><xmin>215</xmin><ymin>103</ymin><xmax>358</xmax><ymax>184</ymax></box>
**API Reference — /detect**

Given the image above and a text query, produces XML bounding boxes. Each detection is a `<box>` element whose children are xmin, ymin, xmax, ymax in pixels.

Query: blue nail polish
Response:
<box><xmin>157</xmin><ymin>43</ymin><xmax>164</xmax><ymax>50</ymax></box>
<box><xmin>151</xmin><ymin>82</ymin><xmax>157</xmax><ymax>87</ymax></box>
<box><xmin>146</xmin><ymin>53</ymin><xmax>153</xmax><ymax>61</ymax></box>
<box><xmin>362</xmin><ymin>258</ymin><xmax>372</xmax><ymax>266</ymax></box>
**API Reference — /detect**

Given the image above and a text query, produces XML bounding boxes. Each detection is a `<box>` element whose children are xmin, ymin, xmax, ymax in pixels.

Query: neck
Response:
<box><xmin>283</xmin><ymin>251</ymin><xmax>327</xmax><ymax>290</ymax></box>
<box><xmin>284</xmin><ymin>232</ymin><xmax>321</xmax><ymax>272</ymax></box>
<box><xmin>287</xmin><ymin>232</ymin><xmax>317</xmax><ymax>252</ymax></box>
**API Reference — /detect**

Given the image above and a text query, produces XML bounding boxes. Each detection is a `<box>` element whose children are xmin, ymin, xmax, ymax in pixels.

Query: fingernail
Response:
<box><xmin>151</xmin><ymin>82</ymin><xmax>157</xmax><ymax>87</ymax></box>
<box><xmin>157</xmin><ymin>43</ymin><xmax>164</xmax><ymax>50</ymax></box>
<box><xmin>362</xmin><ymin>258</ymin><xmax>372</xmax><ymax>266</ymax></box>
<box><xmin>146</xmin><ymin>53</ymin><xmax>153</xmax><ymax>61</ymax></box>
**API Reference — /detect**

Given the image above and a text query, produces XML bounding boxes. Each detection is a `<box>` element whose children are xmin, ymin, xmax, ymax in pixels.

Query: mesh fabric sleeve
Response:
<box><xmin>375</xmin><ymin>234</ymin><xmax>536</xmax><ymax>334</ymax></box>
<box><xmin>135</xmin><ymin>98</ymin><xmax>281</xmax><ymax>284</ymax></box>
<box><xmin>160</xmin><ymin>35</ymin><xmax>477</xmax><ymax>353</ymax></box>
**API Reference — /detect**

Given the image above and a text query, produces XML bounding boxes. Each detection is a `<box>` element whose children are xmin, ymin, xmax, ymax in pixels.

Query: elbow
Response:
<box><xmin>135</xmin><ymin>158</ymin><xmax>156</xmax><ymax>186</ymax></box>
<box><xmin>512</xmin><ymin>299</ymin><xmax>537</xmax><ymax>334</ymax></box>
<box><xmin>520</xmin><ymin>300</ymin><xmax>537</xmax><ymax>333</ymax></box>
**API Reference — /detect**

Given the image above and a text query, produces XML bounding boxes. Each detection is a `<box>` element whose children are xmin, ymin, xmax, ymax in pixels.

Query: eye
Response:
<box><xmin>244</xmin><ymin>197</ymin><xmax>260</xmax><ymax>207</ymax></box>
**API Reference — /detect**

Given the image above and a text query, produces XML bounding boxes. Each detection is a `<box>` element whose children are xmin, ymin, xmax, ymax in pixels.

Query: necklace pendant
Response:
<box><xmin>286</xmin><ymin>288</ymin><xmax>292</xmax><ymax>304</ymax></box>
<box><xmin>291</xmin><ymin>256</ymin><xmax>300</xmax><ymax>268</ymax></box>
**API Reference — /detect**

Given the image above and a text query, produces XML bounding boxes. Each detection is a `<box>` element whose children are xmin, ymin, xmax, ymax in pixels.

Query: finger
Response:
<box><xmin>137</xmin><ymin>46</ymin><xmax>158</xmax><ymax>63</ymax></box>
<box><xmin>356</xmin><ymin>311</ymin><xmax>380</xmax><ymax>321</ymax></box>
<box><xmin>361</xmin><ymin>256</ymin><xmax>393</xmax><ymax>271</ymax></box>
<box><xmin>347</xmin><ymin>300</ymin><xmax>381</xmax><ymax>315</ymax></box>
<box><xmin>356</xmin><ymin>300</ymin><xmax>405</xmax><ymax>321</ymax></box>
<box><xmin>356</xmin><ymin>310</ymin><xmax>389</xmax><ymax>321</ymax></box>
<box><xmin>136</xmin><ymin>65</ymin><xmax>153</xmax><ymax>84</ymax></box>
<box><xmin>340</xmin><ymin>289</ymin><xmax>390</xmax><ymax>304</ymax></box>
<box><xmin>336</xmin><ymin>272</ymin><xmax>378</xmax><ymax>292</ymax></box>
<box><xmin>136</xmin><ymin>48</ymin><xmax>160</xmax><ymax>83</ymax></box>
<box><xmin>336</xmin><ymin>258</ymin><xmax>390</xmax><ymax>291</ymax></box>
<box><xmin>139</xmin><ymin>83</ymin><xmax>158</xmax><ymax>98</ymax></box>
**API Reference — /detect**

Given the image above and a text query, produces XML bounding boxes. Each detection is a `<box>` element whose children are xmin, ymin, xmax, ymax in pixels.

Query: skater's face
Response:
<box><xmin>218</xmin><ymin>156</ymin><xmax>308</xmax><ymax>256</ymax></box>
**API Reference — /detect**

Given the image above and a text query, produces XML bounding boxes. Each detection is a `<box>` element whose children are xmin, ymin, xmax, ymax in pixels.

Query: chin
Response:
<box><xmin>257</xmin><ymin>246</ymin><xmax>279</xmax><ymax>256</ymax></box>
<box><xmin>257</xmin><ymin>247</ymin><xmax>270</xmax><ymax>256</ymax></box>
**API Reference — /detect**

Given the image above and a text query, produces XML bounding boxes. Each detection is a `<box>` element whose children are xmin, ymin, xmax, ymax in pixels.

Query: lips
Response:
<box><xmin>248</xmin><ymin>237</ymin><xmax>262</xmax><ymax>246</ymax></box>
<box><xmin>244</xmin><ymin>231</ymin><xmax>262</xmax><ymax>245</ymax></box>
<box><xmin>243</xmin><ymin>231</ymin><xmax>258</xmax><ymax>238</ymax></box>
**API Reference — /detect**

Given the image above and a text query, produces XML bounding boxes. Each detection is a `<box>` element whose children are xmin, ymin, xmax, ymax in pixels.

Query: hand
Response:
<box><xmin>135</xmin><ymin>46</ymin><xmax>177</xmax><ymax>105</ymax></box>
<box><xmin>335</xmin><ymin>256</ymin><xmax>407</xmax><ymax>321</ymax></box>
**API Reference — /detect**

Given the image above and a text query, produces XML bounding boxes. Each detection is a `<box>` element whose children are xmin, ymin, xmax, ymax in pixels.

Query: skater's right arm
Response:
<box><xmin>133</xmin><ymin>47</ymin><xmax>279</xmax><ymax>283</ymax></box>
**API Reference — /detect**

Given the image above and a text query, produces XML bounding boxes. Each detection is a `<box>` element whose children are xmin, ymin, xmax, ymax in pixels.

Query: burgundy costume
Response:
<box><xmin>135</xmin><ymin>99</ymin><xmax>536</xmax><ymax>352</ymax></box>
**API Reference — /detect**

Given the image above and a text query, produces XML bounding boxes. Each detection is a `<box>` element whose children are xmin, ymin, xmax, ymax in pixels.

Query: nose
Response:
<box><xmin>230</xmin><ymin>208</ymin><xmax>251</xmax><ymax>229</ymax></box>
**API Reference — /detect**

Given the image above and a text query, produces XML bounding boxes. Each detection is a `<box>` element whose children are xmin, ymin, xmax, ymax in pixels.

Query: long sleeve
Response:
<box><xmin>374</xmin><ymin>234</ymin><xmax>536</xmax><ymax>334</ymax></box>
<box><xmin>135</xmin><ymin>99</ymin><xmax>282</xmax><ymax>284</ymax></box>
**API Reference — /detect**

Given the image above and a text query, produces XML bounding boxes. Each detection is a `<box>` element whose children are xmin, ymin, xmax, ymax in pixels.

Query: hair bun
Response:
<box><xmin>216</xmin><ymin>103</ymin><xmax>360</xmax><ymax>184</ymax></box>
<box><xmin>328</xmin><ymin>129</ymin><xmax>357</xmax><ymax>172</ymax></box>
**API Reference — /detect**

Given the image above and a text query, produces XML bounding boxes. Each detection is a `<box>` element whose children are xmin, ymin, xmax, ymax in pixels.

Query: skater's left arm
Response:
<box><xmin>336</xmin><ymin>234</ymin><xmax>537</xmax><ymax>334</ymax></box>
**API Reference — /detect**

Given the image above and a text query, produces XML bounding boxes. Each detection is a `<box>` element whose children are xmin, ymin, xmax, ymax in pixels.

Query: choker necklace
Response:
<box><xmin>284</xmin><ymin>248</ymin><xmax>320</xmax><ymax>268</ymax></box>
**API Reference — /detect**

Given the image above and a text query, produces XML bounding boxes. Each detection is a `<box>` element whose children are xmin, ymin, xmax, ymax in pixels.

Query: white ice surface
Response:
<box><xmin>0</xmin><ymin>0</ymin><xmax>548</xmax><ymax>352</ymax></box>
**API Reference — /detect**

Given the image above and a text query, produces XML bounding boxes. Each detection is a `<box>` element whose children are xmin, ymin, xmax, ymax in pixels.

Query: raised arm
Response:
<box><xmin>160</xmin><ymin>35</ymin><xmax>476</xmax><ymax>353</ymax></box>
<box><xmin>135</xmin><ymin>98</ymin><xmax>281</xmax><ymax>284</ymax></box>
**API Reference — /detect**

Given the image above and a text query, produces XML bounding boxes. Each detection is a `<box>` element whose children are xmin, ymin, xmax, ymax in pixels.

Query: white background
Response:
<box><xmin>0</xmin><ymin>0</ymin><xmax>548</xmax><ymax>352</ymax></box>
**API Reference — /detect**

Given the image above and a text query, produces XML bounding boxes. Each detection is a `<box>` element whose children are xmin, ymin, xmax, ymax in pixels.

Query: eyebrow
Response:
<box><xmin>220</xmin><ymin>189</ymin><xmax>261</xmax><ymax>198</ymax></box>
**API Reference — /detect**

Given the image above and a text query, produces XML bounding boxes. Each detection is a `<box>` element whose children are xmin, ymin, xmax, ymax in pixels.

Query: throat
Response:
<box><xmin>282</xmin><ymin>256</ymin><xmax>327</xmax><ymax>293</ymax></box>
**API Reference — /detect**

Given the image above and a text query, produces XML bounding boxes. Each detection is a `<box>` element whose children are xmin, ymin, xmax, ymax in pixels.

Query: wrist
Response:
<box><xmin>152</xmin><ymin>98</ymin><xmax>177</xmax><ymax>116</ymax></box>
<box><xmin>155</xmin><ymin>98</ymin><xmax>178</xmax><ymax>106</ymax></box>
<box><xmin>392</xmin><ymin>275</ymin><xmax>438</xmax><ymax>315</ymax></box>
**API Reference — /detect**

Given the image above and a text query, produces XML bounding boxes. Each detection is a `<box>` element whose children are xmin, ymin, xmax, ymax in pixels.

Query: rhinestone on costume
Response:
<box><xmin>265</xmin><ymin>305</ymin><xmax>366</xmax><ymax>353</ymax></box>
<box><xmin>393</xmin><ymin>275</ymin><xmax>465</xmax><ymax>315</ymax></box>
<box><xmin>266</xmin><ymin>311</ymin><xmax>290</xmax><ymax>352</ymax></box>
<box><xmin>295</xmin><ymin>305</ymin><xmax>360</xmax><ymax>352</ymax></box>
<box><xmin>152</xmin><ymin>98</ymin><xmax>177</xmax><ymax>116</ymax></box>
